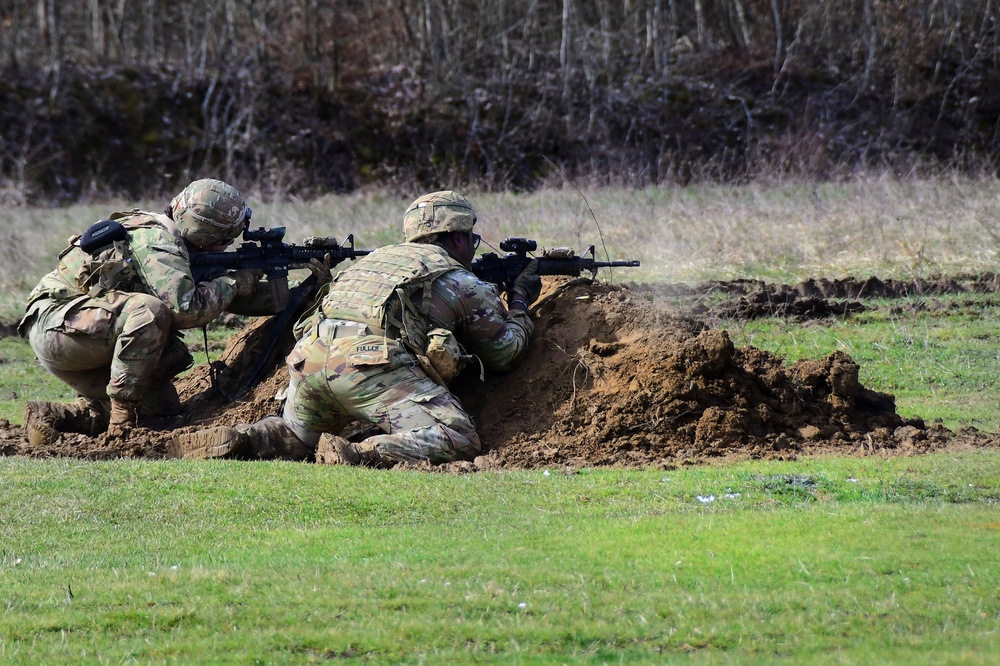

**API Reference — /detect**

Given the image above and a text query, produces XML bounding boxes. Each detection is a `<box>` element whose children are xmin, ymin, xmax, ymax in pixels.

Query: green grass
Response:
<box><xmin>1</xmin><ymin>453</ymin><xmax>998</xmax><ymax>664</ymax></box>
<box><xmin>5</xmin><ymin>180</ymin><xmax>1000</xmax><ymax>663</ymax></box>
<box><xmin>726</xmin><ymin>293</ymin><xmax>1000</xmax><ymax>432</ymax></box>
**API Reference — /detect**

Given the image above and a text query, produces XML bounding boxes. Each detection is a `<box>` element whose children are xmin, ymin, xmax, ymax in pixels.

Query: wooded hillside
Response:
<box><xmin>1</xmin><ymin>1</ymin><xmax>998</xmax><ymax>202</ymax></box>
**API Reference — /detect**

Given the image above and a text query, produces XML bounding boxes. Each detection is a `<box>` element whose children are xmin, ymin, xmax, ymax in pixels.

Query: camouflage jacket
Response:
<box><xmin>19</xmin><ymin>210</ymin><xmax>276</xmax><ymax>335</ymax></box>
<box><xmin>302</xmin><ymin>243</ymin><xmax>533</xmax><ymax>372</ymax></box>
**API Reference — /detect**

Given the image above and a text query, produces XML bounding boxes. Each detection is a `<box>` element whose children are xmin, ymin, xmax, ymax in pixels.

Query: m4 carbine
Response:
<box><xmin>190</xmin><ymin>226</ymin><xmax>370</xmax><ymax>399</ymax></box>
<box><xmin>190</xmin><ymin>226</ymin><xmax>370</xmax><ymax>311</ymax></box>
<box><xmin>470</xmin><ymin>237</ymin><xmax>640</xmax><ymax>296</ymax></box>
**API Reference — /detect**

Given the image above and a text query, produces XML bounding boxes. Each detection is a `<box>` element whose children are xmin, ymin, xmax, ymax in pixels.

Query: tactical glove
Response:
<box><xmin>307</xmin><ymin>253</ymin><xmax>333</xmax><ymax>288</ymax></box>
<box><xmin>509</xmin><ymin>258</ymin><xmax>541</xmax><ymax>307</ymax></box>
<box><xmin>231</xmin><ymin>268</ymin><xmax>265</xmax><ymax>298</ymax></box>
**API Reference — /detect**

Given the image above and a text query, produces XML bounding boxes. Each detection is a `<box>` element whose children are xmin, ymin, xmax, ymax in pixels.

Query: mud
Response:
<box><xmin>1</xmin><ymin>278</ymin><xmax>997</xmax><ymax>468</ymax></box>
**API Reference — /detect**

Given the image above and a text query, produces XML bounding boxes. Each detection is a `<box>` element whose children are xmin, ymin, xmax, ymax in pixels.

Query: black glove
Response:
<box><xmin>307</xmin><ymin>253</ymin><xmax>333</xmax><ymax>288</ymax></box>
<box><xmin>230</xmin><ymin>268</ymin><xmax>265</xmax><ymax>297</ymax></box>
<box><xmin>509</xmin><ymin>258</ymin><xmax>541</xmax><ymax>306</ymax></box>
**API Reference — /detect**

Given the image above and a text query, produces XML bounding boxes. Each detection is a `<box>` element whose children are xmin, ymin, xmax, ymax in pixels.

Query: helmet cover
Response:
<box><xmin>171</xmin><ymin>178</ymin><xmax>249</xmax><ymax>247</ymax></box>
<box><xmin>403</xmin><ymin>190</ymin><xmax>476</xmax><ymax>242</ymax></box>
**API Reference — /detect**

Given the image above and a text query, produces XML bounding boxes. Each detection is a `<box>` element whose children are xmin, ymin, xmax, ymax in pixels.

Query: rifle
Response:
<box><xmin>190</xmin><ymin>226</ymin><xmax>369</xmax><ymax>401</ymax></box>
<box><xmin>190</xmin><ymin>226</ymin><xmax>370</xmax><ymax>311</ymax></box>
<box><xmin>470</xmin><ymin>237</ymin><xmax>640</xmax><ymax>296</ymax></box>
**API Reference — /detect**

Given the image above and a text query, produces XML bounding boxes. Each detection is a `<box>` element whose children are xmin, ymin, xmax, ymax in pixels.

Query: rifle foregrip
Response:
<box><xmin>535</xmin><ymin>258</ymin><xmax>585</xmax><ymax>277</ymax></box>
<box><xmin>287</xmin><ymin>246</ymin><xmax>370</xmax><ymax>267</ymax></box>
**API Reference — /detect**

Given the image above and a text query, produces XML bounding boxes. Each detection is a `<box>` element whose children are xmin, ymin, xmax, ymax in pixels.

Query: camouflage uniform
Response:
<box><xmin>19</xmin><ymin>180</ymin><xmax>278</xmax><ymax>437</ymax></box>
<box><xmin>275</xmin><ymin>242</ymin><xmax>533</xmax><ymax>464</ymax></box>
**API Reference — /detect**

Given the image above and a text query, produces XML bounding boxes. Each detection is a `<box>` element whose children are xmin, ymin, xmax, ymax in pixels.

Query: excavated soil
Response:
<box><xmin>1</xmin><ymin>277</ymin><xmax>997</xmax><ymax>468</ymax></box>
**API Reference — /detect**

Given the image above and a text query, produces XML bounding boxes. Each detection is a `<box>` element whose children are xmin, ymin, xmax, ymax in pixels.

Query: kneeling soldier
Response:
<box><xmin>20</xmin><ymin>179</ymin><xmax>296</xmax><ymax>442</ymax></box>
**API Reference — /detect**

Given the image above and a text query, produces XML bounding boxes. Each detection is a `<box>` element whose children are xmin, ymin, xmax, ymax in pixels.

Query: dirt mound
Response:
<box><xmin>1</xmin><ymin>280</ymin><xmax>996</xmax><ymax>467</ymax></box>
<box><xmin>451</xmin><ymin>284</ymin><xmax>996</xmax><ymax>469</ymax></box>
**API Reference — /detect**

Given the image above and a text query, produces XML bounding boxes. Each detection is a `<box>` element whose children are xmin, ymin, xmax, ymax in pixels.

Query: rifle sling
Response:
<box><xmin>203</xmin><ymin>325</ymin><xmax>238</xmax><ymax>403</ymax></box>
<box><xmin>224</xmin><ymin>275</ymin><xmax>318</xmax><ymax>402</ymax></box>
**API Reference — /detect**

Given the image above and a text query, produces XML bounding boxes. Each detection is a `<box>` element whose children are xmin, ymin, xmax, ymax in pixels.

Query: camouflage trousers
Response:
<box><xmin>25</xmin><ymin>292</ymin><xmax>192</xmax><ymax>402</ymax></box>
<box><xmin>280</xmin><ymin>319</ymin><xmax>481</xmax><ymax>465</ymax></box>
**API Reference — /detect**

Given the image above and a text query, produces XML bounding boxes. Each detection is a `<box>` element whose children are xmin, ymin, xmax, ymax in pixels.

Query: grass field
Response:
<box><xmin>1</xmin><ymin>454</ymin><xmax>998</xmax><ymax>664</ymax></box>
<box><xmin>2</xmin><ymin>178</ymin><xmax>999</xmax><ymax>663</ymax></box>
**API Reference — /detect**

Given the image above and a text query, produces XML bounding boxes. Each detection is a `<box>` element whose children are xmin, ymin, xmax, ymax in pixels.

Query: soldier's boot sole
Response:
<box><xmin>24</xmin><ymin>401</ymin><xmax>60</xmax><ymax>447</ymax></box>
<box><xmin>315</xmin><ymin>433</ymin><xmax>382</xmax><ymax>466</ymax></box>
<box><xmin>315</xmin><ymin>434</ymin><xmax>356</xmax><ymax>465</ymax></box>
<box><xmin>167</xmin><ymin>426</ymin><xmax>250</xmax><ymax>460</ymax></box>
<box><xmin>24</xmin><ymin>399</ymin><xmax>110</xmax><ymax>445</ymax></box>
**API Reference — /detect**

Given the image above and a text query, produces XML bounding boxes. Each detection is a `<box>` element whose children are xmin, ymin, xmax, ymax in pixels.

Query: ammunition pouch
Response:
<box><xmin>417</xmin><ymin>327</ymin><xmax>470</xmax><ymax>386</ymax></box>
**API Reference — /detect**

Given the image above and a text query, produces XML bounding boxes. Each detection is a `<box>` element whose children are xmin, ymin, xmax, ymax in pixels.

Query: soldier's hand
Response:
<box><xmin>307</xmin><ymin>253</ymin><xmax>333</xmax><ymax>288</ymax></box>
<box><xmin>231</xmin><ymin>268</ymin><xmax>265</xmax><ymax>297</ymax></box>
<box><xmin>510</xmin><ymin>258</ymin><xmax>541</xmax><ymax>307</ymax></box>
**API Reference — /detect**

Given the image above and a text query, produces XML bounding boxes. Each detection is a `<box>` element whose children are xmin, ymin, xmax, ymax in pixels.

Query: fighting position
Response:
<box><xmin>170</xmin><ymin>190</ymin><xmax>541</xmax><ymax>466</ymax></box>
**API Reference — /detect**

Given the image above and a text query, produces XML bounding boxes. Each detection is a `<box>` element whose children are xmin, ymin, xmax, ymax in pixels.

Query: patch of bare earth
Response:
<box><xmin>1</xmin><ymin>278</ymin><xmax>997</xmax><ymax>468</ymax></box>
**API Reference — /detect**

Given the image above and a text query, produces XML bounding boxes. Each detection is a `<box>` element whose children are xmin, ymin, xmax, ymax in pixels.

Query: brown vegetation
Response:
<box><xmin>1</xmin><ymin>1</ymin><xmax>999</xmax><ymax>202</ymax></box>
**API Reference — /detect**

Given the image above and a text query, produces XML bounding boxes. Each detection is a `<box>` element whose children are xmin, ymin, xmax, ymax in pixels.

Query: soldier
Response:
<box><xmin>170</xmin><ymin>190</ymin><xmax>541</xmax><ymax>466</ymax></box>
<box><xmin>19</xmin><ymin>178</ymin><xmax>317</xmax><ymax>444</ymax></box>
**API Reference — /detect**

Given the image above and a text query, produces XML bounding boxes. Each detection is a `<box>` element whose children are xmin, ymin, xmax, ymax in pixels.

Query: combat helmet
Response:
<box><xmin>170</xmin><ymin>178</ymin><xmax>249</xmax><ymax>247</ymax></box>
<box><xmin>403</xmin><ymin>191</ymin><xmax>476</xmax><ymax>242</ymax></box>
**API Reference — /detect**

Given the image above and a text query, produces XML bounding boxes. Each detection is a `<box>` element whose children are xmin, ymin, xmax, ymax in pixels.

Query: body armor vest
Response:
<box><xmin>318</xmin><ymin>243</ymin><xmax>462</xmax><ymax>353</ymax></box>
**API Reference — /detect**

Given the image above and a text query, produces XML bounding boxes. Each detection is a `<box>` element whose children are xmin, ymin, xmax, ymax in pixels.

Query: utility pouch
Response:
<box><xmin>80</xmin><ymin>220</ymin><xmax>127</xmax><ymax>256</ymax></box>
<box><xmin>421</xmin><ymin>327</ymin><xmax>466</xmax><ymax>385</ymax></box>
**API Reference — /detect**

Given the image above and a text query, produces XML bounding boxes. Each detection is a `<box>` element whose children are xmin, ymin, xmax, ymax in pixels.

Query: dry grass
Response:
<box><xmin>4</xmin><ymin>176</ymin><xmax>1000</xmax><ymax>322</ymax></box>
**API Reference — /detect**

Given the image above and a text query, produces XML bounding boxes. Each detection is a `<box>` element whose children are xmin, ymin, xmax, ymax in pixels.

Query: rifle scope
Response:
<box><xmin>499</xmin><ymin>238</ymin><xmax>536</xmax><ymax>253</ymax></box>
<box><xmin>244</xmin><ymin>227</ymin><xmax>287</xmax><ymax>243</ymax></box>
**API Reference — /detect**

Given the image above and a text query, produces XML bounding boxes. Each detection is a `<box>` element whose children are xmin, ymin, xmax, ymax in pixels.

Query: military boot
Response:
<box><xmin>315</xmin><ymin>433</ymin><xmax>382</xmax><ymax>467</ymax></box>
<box><xmin>167</xmin><ymin>425</ymin><xmax>250</xmax><ymax>460</ymax></box>
<box><xmin>244</xmin><ymin>416</ymin><xmax>313</xmax><ymax>461</ymax></box>
<box><xmin>24</xmin><ymin>397</ymin><xmax>111</xmax><ymax>446</ymax></box>
<box><xmin>167</xmin><ymin>416</ymin><xmax>310</xmax><ymax>461</ymax></box>
<box><xmin>105</xmin><ymin>398</ymin><xmax>141</xmax><ymax>439</ymax></box>
<box><xmin>140</xmin><ymin>382</ymin><xmax>182</xmax><ymax>417</ymax></box>
<box><xmin>138</xmin><ymin>382</ymin><xmax>186</xmax><ymax>431</ymax></box>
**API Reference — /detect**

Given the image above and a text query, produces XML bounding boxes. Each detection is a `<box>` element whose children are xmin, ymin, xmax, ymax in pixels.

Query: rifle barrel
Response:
<box><xmin>595</xmin><ymin>260</ymin><xmax>641</xmax><ymax>268</ymax></box>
